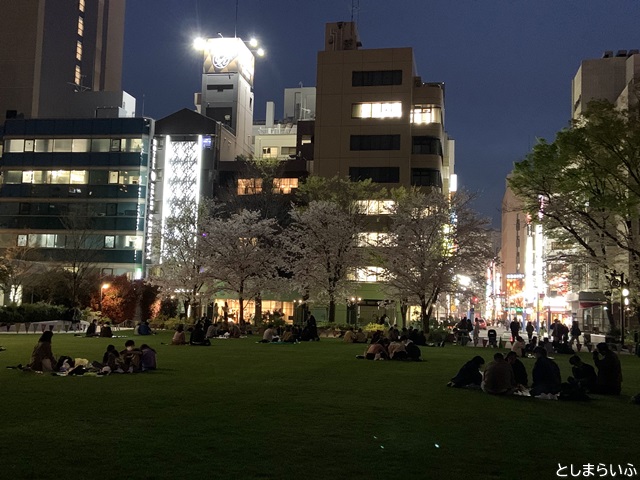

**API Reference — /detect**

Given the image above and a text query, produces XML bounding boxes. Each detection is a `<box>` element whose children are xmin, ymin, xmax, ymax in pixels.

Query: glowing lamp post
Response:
<box><xmin>100</xmin><ymin>283</ymin><xmax>110</xmax><ymax>312</ymax></box>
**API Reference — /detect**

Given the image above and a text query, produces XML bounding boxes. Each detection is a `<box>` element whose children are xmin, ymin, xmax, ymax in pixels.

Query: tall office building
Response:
<box><xmin>0</xmin><ymin>0</ymin><xmax>126</xmax><ymax>121</ymax></box>
<box><xmin>572</xmin><ymin>49</ymin><xmax>639</xmax><ymax>118</ymax></box>
<box><xmin>314</xmin><ymin>22</ymin><xmax>455</xmax><ymax>194</ymax></box>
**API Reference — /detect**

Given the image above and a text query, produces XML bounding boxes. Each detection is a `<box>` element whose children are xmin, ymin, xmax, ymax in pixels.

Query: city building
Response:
<box><xmin>310</xmin><ymin>21</ymin><xmax>456</xmax><ymax>325</ymax></box>
<box><xmin>314</xmin><ymin>21</ymin><xmax>455</xmax><ymax>194</ymax></box>
<box><xmin>0</xmin><ymin>0</ymin><xmax>127</xmax><ymax>121</ymax></box>
<box><xmin>567</xmin><ymin>50</ymin><xmax>640</xmax><ymax>333</ymax></box>
<box><xmin>0</xmin><ymin>116</ymin><xmax>154</xmax><ymax>294</ymax></box>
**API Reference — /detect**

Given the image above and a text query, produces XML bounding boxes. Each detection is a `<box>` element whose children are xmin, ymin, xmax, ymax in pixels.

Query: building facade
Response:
<box><xmin>0</xmin><ymin>0</ymin><xmax>126</xmax><ymax>121</ymax></box>
<box><xmin>0</xmin><ymin>117</ymin><xmax>153</xmax><ymax>286</ymax></box>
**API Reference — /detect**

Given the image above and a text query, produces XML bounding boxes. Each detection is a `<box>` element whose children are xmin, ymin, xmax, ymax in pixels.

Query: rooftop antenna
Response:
<box><xmin>235</xmin><ymin>0</ymin><xmax>238</xmax><ymax>37</ymax></box>
<box><xmin>350</xmin><ymin>0</ymin><xmax>360</xmax><ymax>23</ymax></box>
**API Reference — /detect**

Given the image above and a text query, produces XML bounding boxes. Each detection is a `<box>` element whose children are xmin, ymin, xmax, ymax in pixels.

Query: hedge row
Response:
<box><xmin>0</xmin><ymin>303</ymin><xmax>71</xmax><ymax>324</ymax></box>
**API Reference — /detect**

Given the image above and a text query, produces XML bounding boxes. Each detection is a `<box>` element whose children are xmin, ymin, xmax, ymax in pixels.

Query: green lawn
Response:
<box><xmin>1</xmin><ymin>332</ymin><xmax>638</xmax><ymax>480</ymax></box>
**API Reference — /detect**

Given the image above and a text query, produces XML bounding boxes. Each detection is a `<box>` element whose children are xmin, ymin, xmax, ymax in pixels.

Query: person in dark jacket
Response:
<box><xmin>509</xmin><ymin>319</ymin><xmax>521</xmax><ymax>342</ymax></box>
<box><xmin>592</xmin><ymin>343</ymin><xmax>622</xmax><ymax>395</ymax></box>
<box><xmin>27</xmin><ymin>331</ymin><xmax>57</xmax><ymax>371</ymax></box>
<box><xmin>506</xmin><ymin>351</ymin><xmax>528</xmax><ymax>387</ymax></box>
<box><xmin>448</xmin><ymin>355</ymin><xmax>485</xmax><ymax>388</ymax></box>
<box><xmin>189</xmin><ymin>323</ymin><xmax>211</xmax><ymax>346</ymax></box>
<box><xmin>530</xmin><ymin>346</ymin><xmax>561</xmax><ymax>396</ymax></box>
<box><xmin>525</xmin><ymin>321</ymin><xmax>535</xmax><ymax>342</ymax></box>
<box><xmin>568</xmin><ymin>355</ymin><xmax>597</xmax><ymax>392</ymax></box>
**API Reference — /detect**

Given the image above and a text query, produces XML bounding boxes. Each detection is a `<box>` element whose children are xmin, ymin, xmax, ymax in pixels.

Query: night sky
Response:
<box><xmin>122</xmin><ymin>0</ymin><xmax>640</xmax><ymax>226</ymax></box>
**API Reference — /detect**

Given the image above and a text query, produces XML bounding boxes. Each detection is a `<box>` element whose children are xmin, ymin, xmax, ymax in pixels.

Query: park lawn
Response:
<box><xmin>0</xmin><ymin>332</ymin><xmax>639</xmax><ymax>480</ymax></box>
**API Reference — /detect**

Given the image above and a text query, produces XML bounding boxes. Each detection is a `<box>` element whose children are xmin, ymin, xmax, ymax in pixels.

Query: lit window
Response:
<box><xmin>350</xmin><ymin>267</ymin><xmax>385</xmax><ymax>283</ymax></box>
<box><xmin>355</xmin><ymin>200</ymin><xmax>395</xmax><ymax>215</ymax></box>
<box><xmin>280</xmin><ymin>146</ymin><xmax>296</xmax><ymax>156</ymax></box>
<box><xmin>410</xmin><ymin>105</ymin><xmax>442</xmax><ymax>124</ymax></box>
<box><xmin>76</xmin><ymin>41</ymin><xmax>82</xmax><ymax>61</ymax></box>
<box><xmin>125</xmin><ymin>235</ymin><xmax>143</xmax><ymax>250</ymax></box>
<box><xmin>24</xmin><ymin>140</ymin><xmax>34</xmax><ymax>152</ymax></box>
<box><xmin>5</xmin><ymin>171</ymin><xmax>23</xmax><ymax>184</ymax></box>
<box><xmin>121</xmin><ymin>138</ymin><xmax>143</xmax><ymax>152</ymax></box>
<box><xmin>74</xmin><ymin>65</ymin><xmax>81</xmax><ymax>85</ymax></box>
<box><xmin>77</xmin><ymin>16</ymin><xmax>84</xmax><ymax>36</ymax></box>
<box><xmin>104</xmin><ymin>236</ymin><xmax>115</xmax><ymax>249</ymax></box>
<box><xmin>78</xmin><ymin>0</ymin><xmax>85</xmax><ymax>12</ymax></box>
<box><xmin>70</xmin><ymin>170</ymin><xmax>88</xmax><ymax>184</ymax></box>
<box><xmin>108</xmin><ymin>171</ymin><xmax>119</xmax><ymax>184</ymax></box>
<box><xmin>262</xmin><ymin>147</ymin><xmax>277</xmax><ymax>158</ymax></box>
<box><xmin>6</xmin><ymin>139</ymin><xmax>24</xmax><ymax>153</ymax></box>
<box><xmin>35</xmin><ymin>139</ymin><xmax>53</xmax><ymax>152</ymax></box>
<box><xmin>272</xmin><ymin>178</ymin><xmax>298</xmax><ymax>194</ymax></box>
<box><xmin>72</xmin><ymin>138</ymin><xmax>90</xmax><ymax>152</ymax></box>
<box><xmin>53</xmin><ymin>139</ymin><xmax>73</xmax><ymax>152</ymax></box>
<box><xmin>22</xmin><ymin>171</ymin><xmax>34</xmax><ymax>183</ymax></box>
<box><xmin>17</xmin><ymin>235</ymin><xmax>27</xmax><ymax>247</ymax></box>
<box><xmin>237</xmin><ymin>178</ymin><xmax>262</xmax><ymax>195</ymax></box>
<box><xmin>49</xmin><ymin>170</ymin><xmax>70</xmax><ymax>184</ymax></box>
<box><xmin>352</xmin><ymin>102</ymin><xmax>402</xmax><ymax>119</ymax></box>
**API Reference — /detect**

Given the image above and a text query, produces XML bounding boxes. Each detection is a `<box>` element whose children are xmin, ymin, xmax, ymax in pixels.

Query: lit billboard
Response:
<box><xmin>202</xmin><ymin>38</ymin><xmax>255</xmax><ymax>86</ymax></box>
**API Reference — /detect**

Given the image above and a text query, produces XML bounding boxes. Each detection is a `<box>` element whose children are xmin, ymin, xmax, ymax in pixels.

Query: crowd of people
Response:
<box><xmin>15</xmin><ymin>331</ymin><xmax>157</xmax><ymax>375</ymax></box>
<box><xmin>448</xmin><ymin>341</ymin><xmax>623</xmax><ymax>399</ymax></box>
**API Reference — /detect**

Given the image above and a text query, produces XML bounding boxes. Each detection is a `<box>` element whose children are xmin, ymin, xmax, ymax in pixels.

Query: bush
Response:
<box><xmin>0</xmin><ymin>303</ymin><xmax>68</xmax><ymax>324</ymax></box>
<box><xmin>362</xmin><ymin>322</ymin><xmax>384</xmax><ymax>332</ymax></box>
<box><xmin>427</xmin><ymin>327</ymin><xmax>449</xmax><ymax>344</ymax></box>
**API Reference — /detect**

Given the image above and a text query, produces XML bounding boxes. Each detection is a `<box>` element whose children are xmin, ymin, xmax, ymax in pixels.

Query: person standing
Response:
<box><xmin>525</xmin><ymin>321</ymin><xmax>535</xmax><ymax>343</ymax></box>
<box><xmin>569</xmin><ymin>321</ymin><xmax>581</xmax><ymax>347</ymax></box>
<box><xmin>509</xmin><ymin>318</ymin><xmax>520</xmax><ymax>342</ymax></box>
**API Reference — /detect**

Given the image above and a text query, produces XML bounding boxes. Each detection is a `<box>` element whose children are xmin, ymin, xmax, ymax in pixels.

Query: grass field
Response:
<box><xmin>0</xmin><ymin>331</ymin><xmax>639</xmax><ymax>480</ymax></box>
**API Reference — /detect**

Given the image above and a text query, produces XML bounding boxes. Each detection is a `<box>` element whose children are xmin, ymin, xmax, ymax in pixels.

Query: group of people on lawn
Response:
<box><xmin>449</xmin><ymin>342</ymin><xmax>623</xmax><ymax>398</ymax></box>
<box><xmin>25</xmin><ymin>331</ymin><xmax>156</xmax><ymax>374</ymax></box>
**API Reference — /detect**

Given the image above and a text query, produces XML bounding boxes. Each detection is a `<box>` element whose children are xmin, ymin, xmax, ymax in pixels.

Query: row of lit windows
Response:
<box><xmin>237</xmin><ymin>178</ymin><xmax>299</xmax><ymax>195</ymax></box>
<box><xmin>16</xmin><ymin>233</ymin><xmax>143</xmax><ymax>250</ymax></box>
<box><xmin>4</xmin><ymin>169</ymin><xmax>143</xmax><ymax>186</ymax></box>
<box><xmin>261</xmin><ymin>146</ymin><xmax>297</xmax><ymax>158</ymax></box>
<box><xmin>4</xmin><ymin>137</ymin><xmax>144</xmax><ymax>153</ymax></box>
<box><xmin>355</xmin><ymin>200</ymin><xmax>395</xmax><ymax>215</ymax></box>
<box><xmin>351</xmin><ymin>102</ymin><xmax>442</xmax><ymax>124</ymax></box>
<box><xmin>76</xmin><ymin>41</ymin><xmax>83</xmax><ymax>62</ymax></box>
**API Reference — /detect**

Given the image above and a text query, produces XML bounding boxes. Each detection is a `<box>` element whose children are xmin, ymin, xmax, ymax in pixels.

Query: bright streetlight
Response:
<box><xmin>100</xmin><ymin>283</ymin><xmax>110</xmax><ymax>312</ymax></box>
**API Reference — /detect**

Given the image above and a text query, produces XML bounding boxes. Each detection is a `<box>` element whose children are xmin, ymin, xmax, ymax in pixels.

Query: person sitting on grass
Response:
<box><xmin>86</xmin><ymin>319</ymin><xmax>98</xmax><ymax>337</ymax></box>
<box><xmin>27</xmin><ymin>331</ymin><xmax>57</xmax><ymax>372</ymax></box>
<box><xmin>506</xmin><ymin>351</ymin><xmax>528</xmax><ymax>387</ymax></box>
<box><xmin>530</xmin><ymin>346</ymin><xmax>561</xmax><ymax>397</ymax></box>
<box><xmin>171</xmin><ymin>324</ymin><xmax>187</xmax><ymax>345</ymax></box>
<box><xmin>542</xmin><ymin>337</ymin><xmax>554</xmax><ymax>356</ymax></box>
<box><xmin>261</xmin><ymin>324</ymin><xmax>278</xmax><ymax>343</ymax></box>
<box><xmin>189</xmin><ymin>323</ymin><xmax>211</xmax><ymax>346</ymax></box>
<box><xmin>99</xmin><ymin>322</ymin><xmax>113</xmax><ymax>338</ymax></box>
<box><xmin>101</xmin><ymin>344</ymin><xmax>124</xmax><ymax>372</ymax></box>
<box><xmin>404</xmin><ymin>336</ymin><xmax>422</xmax><ymax>361</ymax></box>
<box><xmin>280</xmin><ymin>325</ymin><xmax>297</xmax><ymax>343</ymax></box>
<box><xmin>364</xmin><ymin>338</ymin><xmax>389</xmax><ymax>360</ymax></box>
<box><xmin>388</xmin><ymin>337</ymin><xmax>408</xmax><ymax>360</ymax></box>
<box><xmin>120</xmin><ymin>340</ymin><xmax>143</xmax><ymax>372</ymax></box>
<box><xmin>482</xmin><ymin>353</ymin><xmax>516</xmax><ymax>395</ymax></box>
<box><xmin>355</xmin><ymin>328</ymin><xmax>367</xmax><ymax>343</ymax></box>
<box><xmin>343</xmin><ymin>327</ymin><xmax>356</xmax><ymax>343</ymax></box>
<box><xmin>370</xmin><ymin>330</ymin><xmax>383</xmax><ymax>345</ymax></box>
<box><xmin>448</xmin><ymin>356</ymin><xmax>485</xmax><ymax>388</ymax></box>
<box><xmin>591</xmin><ymin>343</ymin><xmax>622</xmax><ymax>395</ymax></box>
<box><xmin>511</xmin><ymin>336</ymin><xmax>526</xmax><ymax>358</ymax></box>
<box><xmin>568</xmin><ymin>355</ymin><xmax>597</xmax><ymax>392</ymax></box>
<box><xmin>524</xmin><ymin>336</ymin><xmax>538</xmax><ymax>356</ymax></box>
<box><xmin>138</xmin><ymin>321</ymin><xmax>153</xmax><ymax>336</ymax></box>
<box><xmin>140</xmin><ymin>344</ymin><xmax>157</xmax><ymax>371</ymax></box>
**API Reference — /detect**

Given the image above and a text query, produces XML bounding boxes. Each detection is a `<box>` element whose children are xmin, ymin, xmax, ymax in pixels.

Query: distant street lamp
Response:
<box><xmin>100</xmin><ymin>283</ymin><xmax>110</xmax><ymax>312</ymax></box>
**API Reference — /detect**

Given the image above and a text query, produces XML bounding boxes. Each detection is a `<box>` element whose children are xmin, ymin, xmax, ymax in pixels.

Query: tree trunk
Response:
<box><xmin>420</xmin><ymin>298</ymin><xmax>429</xmax><ymax>333</ymax></box>
<box><xmin>400</xmin><ymin>298</ymin><xmax>408</xmax><ymax>327</ymax></box>
<box><xmin>254</xmin><ymin>293</ymin><xmax>262</xmax><ymax>325</ymax></box>
<box><xmin>239</xmin><ymin>281</ymin><xmax>244</xmax><ymax>325</ymax></box>
<box><xmin>329</xmin><ymin>298</ymin><xmax>336</xmax><ymax>323</ymax></box>
<box><xmin>183</xmin><ymin>299</ymin><xmax>191</xmax><ymax>319</ymax></box>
